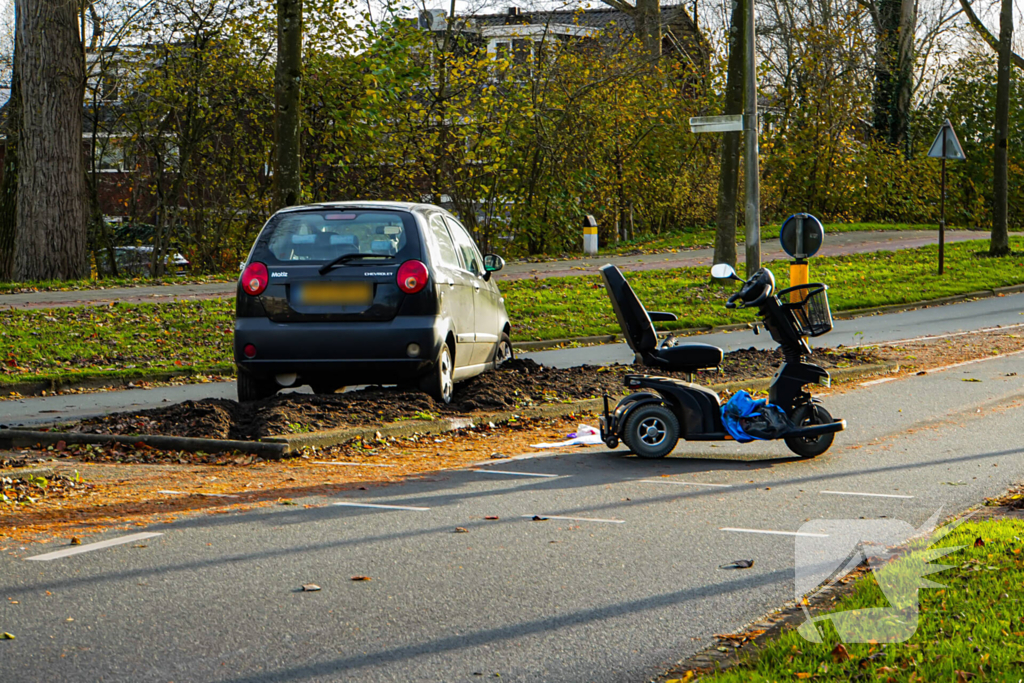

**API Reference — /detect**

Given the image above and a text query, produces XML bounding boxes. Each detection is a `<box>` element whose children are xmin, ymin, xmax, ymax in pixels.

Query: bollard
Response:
<box><xmin>583</xmin><ymin>215</ymin><xmax>598</xmax><ymax>256</ymax></box>
<box><xmin>790</xmin><ymin>259</ymin><xmax>808</xmax><ymax>303</ymax></box>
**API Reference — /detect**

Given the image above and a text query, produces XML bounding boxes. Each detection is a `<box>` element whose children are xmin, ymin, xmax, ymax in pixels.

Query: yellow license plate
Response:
<box><xmin>298</xmin><ymin>281</ymin><xmax>373</xmax><ymax>306</ymax></box>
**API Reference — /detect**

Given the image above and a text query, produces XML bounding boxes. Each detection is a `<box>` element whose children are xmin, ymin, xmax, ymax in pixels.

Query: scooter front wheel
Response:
<box><xmin>785</xmin><ymin>404</ymin><xmax>835</xmax><ymax>458</ymax></box>
<box><xmin>623</xmin><ymin>404</ymin><xmax>680</xmax><ymax>459</ymax></box>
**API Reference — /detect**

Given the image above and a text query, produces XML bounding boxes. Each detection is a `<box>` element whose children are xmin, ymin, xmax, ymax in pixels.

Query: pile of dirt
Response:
<box><xmin>69</xmin><ymin>346</ymin><xmax>877</xmax><ymax>441</ymax></box>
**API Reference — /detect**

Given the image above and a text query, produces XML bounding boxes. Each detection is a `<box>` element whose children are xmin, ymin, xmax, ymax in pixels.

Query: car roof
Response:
<box><xmin>274</xmin><ymin>201</ymin><xmax>448</xmax><ymax>217</ymax></box>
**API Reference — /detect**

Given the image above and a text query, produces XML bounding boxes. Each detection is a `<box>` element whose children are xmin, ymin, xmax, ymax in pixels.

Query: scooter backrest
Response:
<box><xmin>599</xmin><ymin>264</ymin><xmax>658</xmax><ymax>353</ymax></box>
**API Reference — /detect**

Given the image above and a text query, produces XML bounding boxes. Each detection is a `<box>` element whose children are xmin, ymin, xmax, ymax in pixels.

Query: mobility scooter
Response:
<box><xmin>598</xmin><ymin>263</ymin><xmax>846</xmax><ymax>458</ymax></box>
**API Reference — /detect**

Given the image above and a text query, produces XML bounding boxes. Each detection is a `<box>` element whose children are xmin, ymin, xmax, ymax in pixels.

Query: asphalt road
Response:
<box><xmin>3</xmin><ymin>290</ymin><xmax>1024</xmax><ymax>428</ymax></box>
<box><xmin>0</xmin><ymin>230</ymin><xmax>997</xmax><ymax>310</ymax></box>
<box><xmin>2</xmin><ymin>350</ymin><xmax>1023</xmax><ymax>682</ymax></box>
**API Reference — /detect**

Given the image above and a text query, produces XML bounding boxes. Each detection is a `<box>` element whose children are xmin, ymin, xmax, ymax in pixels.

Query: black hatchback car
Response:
<box><xmin>234</xmin><ymin>201</ymin><xmax>512</xmax><ymax>403</ymax></box>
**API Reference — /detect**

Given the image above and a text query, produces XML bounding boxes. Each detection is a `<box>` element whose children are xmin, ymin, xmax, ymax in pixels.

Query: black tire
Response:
<box><xmin>494</xmin><ymin>332</ymin><xmax>513</xmax><ymax>367</ymax></box>
<box><xmin>622</xmin><ymin>403</ymin><xmax>679</xmax><ymax>459</ymax></box>
<box><xmin>237</xmin><ymin>367</ymin><xmax>278</xmax><ymax>402</ymax></box>
<box><xmin>310</xmin><ymin>383</ymin><xmax>341</xmax><ymax>395</ymax></box>
<box><xmin>420</xmin><ymin>341</ymin><xmax>454</xmax><ymax>404</ymax></box>
<box><xmin>784</xmin><ymin>403</ymin><xmax>835</xmax><ymax>458</ymax></box>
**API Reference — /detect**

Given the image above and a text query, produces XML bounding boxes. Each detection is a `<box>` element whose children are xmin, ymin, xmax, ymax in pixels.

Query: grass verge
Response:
<box><xmin>686</xmin><ymin>519</ymin><xmax>1024</xmax><ymax>682</ymax></box>
<box><xmin>0</xmin><ymin>272</ymin><xmax>235</xmax><ymax>295</ymax></box>
<box><xmin>1</xmin><ymin>237</ymin><xmax>1023</xmax><ymax>386</ymax></box>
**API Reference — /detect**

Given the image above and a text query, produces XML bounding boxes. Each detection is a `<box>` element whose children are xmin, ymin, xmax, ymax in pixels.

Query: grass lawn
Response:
<box><xmin>504</xmin><ymin>237</ymin><xmax>1024</xmax><ymax>341</ymax></box>
<box><xmin>687</xmin><ymin>519</ymin><xmax>1024</xmax><ymax>682</ymax></box>
<box><xmin>515</xmin><ymin>222</ymin><xmax>949</xmax><ymax>260</ymax></box>
<box><xmin>2</xmin><ymin>237</ymin><xmax>1023</xmax><ymax>386</ymax></box>
<box><xmin>0</xmin><ymin>272</ymin><xmax>236</xmax><ymax>295</ymax></box>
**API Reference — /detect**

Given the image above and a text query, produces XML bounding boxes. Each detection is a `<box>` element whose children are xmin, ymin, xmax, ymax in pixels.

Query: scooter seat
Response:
<box><xmin>643</xmin><ymin>342</ymin><xmax>723</xmax><ymax>373</ymax></box>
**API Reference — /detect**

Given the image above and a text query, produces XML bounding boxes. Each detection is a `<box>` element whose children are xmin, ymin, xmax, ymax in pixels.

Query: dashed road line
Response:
<box><xmin>472</xmin><ymin>469</ymin><xmax>559</xmax><ymax>478</ymax></box>
<box><xmin>313</xmin><ymin>461</ymin><xmax>397</xmax><ymax>467</ymax></box>
<box><xmin>721</xmin><ymin>527</ymin><xmax>828</xmax><ymax>538</ymax></box>
<box><xmin>524</xmin><ymin>515</ymin><xmax>624</xmax><ymax>524</ymax></box>
<box><xmin>638</xmin><ymin>479</ymin><xmax>732</xmax><ymax>488</ymax></box>
<box><xmin>820</xmin><ymin>490</ymin><xmax>914</xmax><ymax>499</ymax></box>
<box><xmin>333</xmin><ymin>502</ymin><xmax>430</xmax><ymax>511</ymax></box>
<box><xmin>26</xmin><ymin>533</ymin><xmax>164</xmax><ymax>561</ymax></box>
<box><xmin>860</xmin><ymin>377</ymin><xmax>898</xmax><ymax>387</ymax></box>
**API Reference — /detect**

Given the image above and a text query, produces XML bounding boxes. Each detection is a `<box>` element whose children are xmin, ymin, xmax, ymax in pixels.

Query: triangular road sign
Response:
<box><xmin>928</xmin><ymin>119</ymin><xmax>966</xmax><ymax>160</ymax></box>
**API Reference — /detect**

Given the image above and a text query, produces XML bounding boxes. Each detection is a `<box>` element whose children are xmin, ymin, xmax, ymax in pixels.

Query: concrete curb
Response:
<box><xmin>0</xmin><ymin>362</ymin><xmax>898</xmax><ymax>458</ymax></box>
<box><xmin>1</xmin><ymin>366</ymin><xmax>234</xmax><ymax>398</ymax></box>
<box><xmin>0</xmin><ymin>466</ymin><xmax>55</xmax><ymax>480</ymax></box>
<box><xmin>0</xmin><ymin>430</ymin><xmax>290</xmax><ymax>460</ymax></box>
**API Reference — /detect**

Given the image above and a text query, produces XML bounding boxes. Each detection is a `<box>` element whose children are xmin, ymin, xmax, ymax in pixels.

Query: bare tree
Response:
<box><xmin>275</xmin><ymin>0</ymin><xmax>302</xmax><ymax>208</ymax></box>
<box><xmin>991</xmin><ymin>0</ymin><xmax>1012</xmax><ymax>255</ymax></box>
<box><xmin>14</xmin><ymin>0</ymin><xmax>88</xmax><ymax>280</ymax></box>
<box><xmin>600</xmin><ymin>0</ymin><xmax>662</xmax><ymax>58</ymax></box>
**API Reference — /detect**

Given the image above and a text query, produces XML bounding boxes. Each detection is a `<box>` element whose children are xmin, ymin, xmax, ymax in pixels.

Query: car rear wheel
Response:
<box><xmin>494</xmin><ymin>333</ymin><xmax>513</xmax><ymax>367</ymax></box>
<box><xmin>310</xmin><ymin>383</ymin><xmax>342</xmax><ymax>395</ymax></box>
<box><xmin>237</xmin><ymin>367</ymin><xmax>279</xmax><ymax>402</ymax></box>
<box><xmin>420</xmin><ymin>342</ymin><xmax>454</xmax><ymax>404</ymax></box>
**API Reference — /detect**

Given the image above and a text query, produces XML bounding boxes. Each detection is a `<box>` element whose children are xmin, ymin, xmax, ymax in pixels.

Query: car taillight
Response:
<box><xmin>241</xmin><ymin>262</ymin><xmax>268</xmax><ymax>296</ymax></box>
<box><xmin>397</xmin><ymin>260</ymin><xmax>429</xmax><ymax>294</ymax></box>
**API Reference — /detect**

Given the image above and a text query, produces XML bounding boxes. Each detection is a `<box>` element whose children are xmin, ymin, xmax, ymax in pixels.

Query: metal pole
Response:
<box><xmin>743</xmin><ymin>0</ymin><xmax>761</xmax><ymax>276</ymax></box>
<box><xmin>939</xmin><ymin>127</ymin><xmax>947</xmax><ymax>275</ymax></box>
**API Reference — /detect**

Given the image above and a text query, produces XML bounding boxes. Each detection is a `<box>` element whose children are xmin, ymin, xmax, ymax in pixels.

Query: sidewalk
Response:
<box><xmin>0</xmin><ymin>230</ymin><xmax>992</xmax><ymax>310</ymax></box>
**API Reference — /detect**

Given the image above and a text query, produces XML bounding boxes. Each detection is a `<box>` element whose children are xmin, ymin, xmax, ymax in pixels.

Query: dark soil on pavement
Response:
<box><xmin>68</xmin><ymin>346</ymin><xmax>878</xmax><ymax>441</ymax></box>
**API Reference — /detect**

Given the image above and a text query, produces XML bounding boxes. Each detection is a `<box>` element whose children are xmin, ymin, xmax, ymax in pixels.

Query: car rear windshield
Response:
<box><xmin>258</xmin><ymin>209</ymin><xmax>419</xmax><ymax>264</ymax></box>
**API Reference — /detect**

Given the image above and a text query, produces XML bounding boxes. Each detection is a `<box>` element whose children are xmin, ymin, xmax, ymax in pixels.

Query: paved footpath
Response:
<box><xmin>2</xmin><ymin>350</ymin><xmax>1023</xmax><ymax>682</ymax></box>
<box><xmin>0</xmin><ymin>230</ymin><xmax>992</xmax><ymax>310</ymax></box>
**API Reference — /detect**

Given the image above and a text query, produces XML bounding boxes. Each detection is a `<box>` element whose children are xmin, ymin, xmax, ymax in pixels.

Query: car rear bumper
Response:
<box><xmin>234</xmin><ymin>315</ymin><xmax>444</xmax><ymax>385</ymax></box>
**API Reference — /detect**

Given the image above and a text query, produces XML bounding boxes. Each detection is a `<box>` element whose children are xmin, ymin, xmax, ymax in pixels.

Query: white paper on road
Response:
<box><xmin>530</xmin><ymin>424</ymin><xmax>603</xmax><ymax>449</ymax></box>
<box><xmin>26</xmin><ymin>532</ymin><xmax>164</xmax><ymax>561</ymax></box>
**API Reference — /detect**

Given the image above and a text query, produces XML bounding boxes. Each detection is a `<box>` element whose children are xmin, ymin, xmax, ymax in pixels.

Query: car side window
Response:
<box><xmin>445</xmin><ymin>217</ymin><xmax>484</xmax><ymax>277</ymax></box>
<box><xmin>428</xmin><ymin>214</ymin><xmax>462</xmax><ymax>270</ymax></box>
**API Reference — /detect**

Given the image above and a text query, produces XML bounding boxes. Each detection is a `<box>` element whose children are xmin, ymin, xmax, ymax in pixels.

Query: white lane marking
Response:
<box><xmin>313</xmin><ymin>461</ymin><xmax>396</xmax><ymax>467</ymax></box>
<box><xmin>472</xmin><ymin>469</ymin><xmax>559</xmax><ymax>478</ymax></box>
<box><xmin>860</xmin><ymin>322</ymin><xmax>1024</xmax><ymax>348</ymax></box>
<box><xmin>523</xmin><ymin>515</ymin><xmax>624</xmax><ymax>524</ymax></box>
<box><xmin>916</xmin><ymin>348</ymin><xmax>1024</xmax><ymax>375</ymax></box>
<box><xmin>157</xmin><ymin>490</ymin><xmax>186</xmax><ymax>495</ymax></box>
<box><xmin>721</xmin><ymin>527</ymin><xmax>828</xmax><ymax>538</ymax></box>
<box><xmin>199</xmin><ymin>493</ymin><xmax>239</xmax><ymax>498</ymax></box>
<box><xmin>26</xmin><ymin>533</ymin><xmax>164</xmax><ymax>561</ymax></box>
<box><xmin>638</xmin><ymin>479</ymin><xmax>732</xmax><ymax>488</ymax></box>
<box><xmin>333</xmin><ymin>502</ymin><xmax>430</xmax><ymax>511</ymax></box>
<box><xmin>860</xmin><ymin>377</ymin><xmax>898</xmax><ymax>387</ymax></box>
<box><xmin>821</xmin><ymin>490</ymin><xmax>914</xmax><ymax>499</ymax></box>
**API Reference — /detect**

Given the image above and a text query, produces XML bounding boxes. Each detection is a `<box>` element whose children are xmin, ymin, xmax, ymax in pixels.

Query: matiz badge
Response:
<box><xmin>270</xmin><ymin>271</ymin><xmax>288</xmax><ymax>278</ymax></box>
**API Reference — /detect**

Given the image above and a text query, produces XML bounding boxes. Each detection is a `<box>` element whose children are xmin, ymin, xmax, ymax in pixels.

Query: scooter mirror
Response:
<box><xmin>711</xmin><ymin>263</ymin><xmax>740</xmax><ymax>280</ymax></box>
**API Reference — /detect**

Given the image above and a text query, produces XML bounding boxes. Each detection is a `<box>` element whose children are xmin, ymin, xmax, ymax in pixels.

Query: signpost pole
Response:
<box><xmin>939</xmin><ymin>130</ymin><xmax>947</xmax><ymax>275</ymax></box>
<box><xmin>743</xmin><ymin>0</ymin><xmax>761</xmax><ymax>277</ymax></box>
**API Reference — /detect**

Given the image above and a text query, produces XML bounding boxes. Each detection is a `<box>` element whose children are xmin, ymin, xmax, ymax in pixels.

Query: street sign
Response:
<box><xmin>779</xmin><ymin>213</ymin><xmax>824</xmax><ymax>260</ymax></box>
<box><xmin>927</xmin><ymin>120</ymin><xmax>966</xmax><ymax>160</ymax></box>
<box><xmin>929</xmin><ymin>119</ymin><xmax>966</xmax><ymax>274</ymax></box>
<box><xmin>689</xmin><ymin>115</ymin><xmax>744</xmax><ymax>134</ymax></box>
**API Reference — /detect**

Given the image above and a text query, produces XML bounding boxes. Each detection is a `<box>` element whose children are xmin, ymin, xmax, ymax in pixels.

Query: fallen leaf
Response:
<box><xmin>719</xmin><ymin>559</ymin><xmax>754</xmax><ymax>570</ymax></box>
<box><xmin>351</xmin><ymin>576</ymin><xmax>371</xmax><ymax>581</ymax></box>
<box><xmin>484</xmin><ymin>516</ymin><xmax>499</xmax><ymax>520</ymax></box>
<box><xmin>532</xmin><ymin>515</ymin><xmax>547</xmax><ymax>521</ymax></box>
<box><xmin>1</xmin><ymin>632</ymin><xmax>13</xmax><ymax>639</ymax></box>
<box><xmin>301</xmin><ymin>584</ymin><xmax>321</xmax><ymax>592</ymax></box>
<box><xmin>454</xmin><ymin>527</ymin><xmax>469</xmax><ymax>533</ymax></box>
<box><xmin>956</xmin><ymin>671</ymin><xmax>974</xmax><ymax>682</ymax></box>
<box><xmin>279</xmin><ymin>500</ymin><xmax>297</xmax><ymax>506</ymax></box>
<box><xmin>69</xmin><ymin>538</ymin><xmax>81</xmax><ymax>546</ymax></box>
<box><xmin>974</xmin><ymin>537</ymin><xmax>985</xmax><ymax>547</ymax></box>
<box><xmin>831</xmin><ymin>643</ymin><xmax>851</xmax><ymax>663</ymax></box>
<box><xmin>795</xmin><ymin>674</ymin><xmax>812</xmax><ymax>679</ymax></box>
<box><xmin>962</xmin><ymin>378</ymin><xmax>982</xmax><ymax>382</ymax></box>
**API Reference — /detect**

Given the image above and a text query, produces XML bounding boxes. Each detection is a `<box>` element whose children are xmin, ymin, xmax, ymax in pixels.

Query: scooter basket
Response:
<box><xmin>778</xmin><ymin>283</ymin><xmax>833</xmax><ymax>337</ymax></box>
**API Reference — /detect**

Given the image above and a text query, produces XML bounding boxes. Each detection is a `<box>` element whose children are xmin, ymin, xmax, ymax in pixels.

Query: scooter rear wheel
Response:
<box><xmin>623</xmin><ymin>404</ymin><xmax>679</xmax><ymax>459</ymax></box>
<box><xmin>784</xmin><ymin>404</ymin><xmax>835</xmax><ymax>458</ymax></box>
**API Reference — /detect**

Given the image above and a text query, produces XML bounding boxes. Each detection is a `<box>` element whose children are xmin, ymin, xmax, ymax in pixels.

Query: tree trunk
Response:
<box><xmin>991</xmin><ymin>0</ymin><xmax>1013</xmax><ymax>256</ymax></box>
<box><xmin>872</xmin><ymin>0</ymin><xmax>915</xmax><ymax>153</ymax></box>
<box><xmin>0</xmin><ymin>36</ymin><xmax>20</xmax><ymax>281</ymax></box>
<box><xmin>14</xmin><ymin>0</ymin><xmax>88</xmax><ymax>281</ymax></box>
<box><xmin>713</xmin><ymin>0</ymin><xmax>744</xmax><ymax>268</ymax></box>
<box><xmin>635</xmin><ymin>0</ymin><xmax>662</xmax><ymax>59</ymax></box>
<box><xmin>274</xmin><ymin>0</ymin><xmax>302</xmax><ymax>208</ymax></box>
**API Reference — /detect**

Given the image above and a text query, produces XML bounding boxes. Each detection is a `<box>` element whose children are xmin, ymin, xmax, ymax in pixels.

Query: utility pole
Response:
<box><xmin>743</xmin><ymin>0</ymin><xmax>760</xmax><ymax>275</ymax></box>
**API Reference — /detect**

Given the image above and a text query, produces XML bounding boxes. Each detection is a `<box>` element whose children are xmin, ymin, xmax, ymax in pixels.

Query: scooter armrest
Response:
<box><xmin>648</xmin><ymin>311</ymin><xmax>678</xmax><ymax>322</ymax></box>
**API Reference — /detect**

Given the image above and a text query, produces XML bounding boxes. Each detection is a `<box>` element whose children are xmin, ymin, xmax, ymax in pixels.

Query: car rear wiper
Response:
<box><xmin>318</xmin><ymin>253</ymin><xmax>389</xmax><ymax>276</ymax></box>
